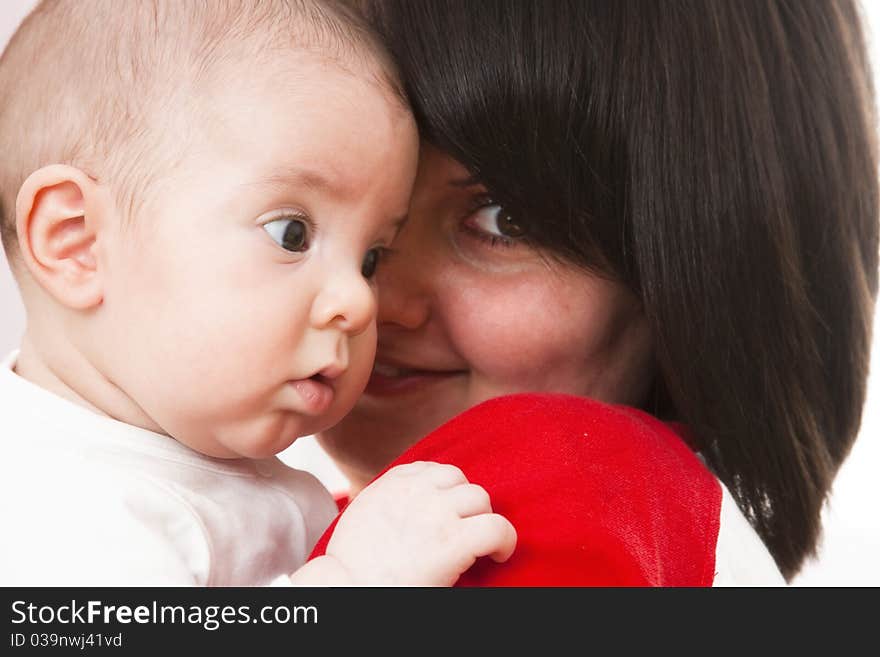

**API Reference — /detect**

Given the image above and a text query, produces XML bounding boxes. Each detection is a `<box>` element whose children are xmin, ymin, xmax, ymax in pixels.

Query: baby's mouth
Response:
<box><xmin>289</xmin><ymin>375</ymin><xmax>335</xmax><ymax>415</ymax></box>
<box><xmin>286</xmin><ymin>363</ymin><xmax>344</xmax><ymax>416</ymax></box>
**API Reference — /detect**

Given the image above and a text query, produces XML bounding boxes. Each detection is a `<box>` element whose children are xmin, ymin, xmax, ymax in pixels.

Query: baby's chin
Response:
<box><xmin>174</xmin><ymin>410</ymin><xmax>348</xmax><ymax>460</ymax></box>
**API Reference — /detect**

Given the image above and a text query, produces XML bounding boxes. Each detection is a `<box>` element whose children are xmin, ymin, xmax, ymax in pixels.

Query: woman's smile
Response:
<box><xmin>364</xmin><ymin>357</ymin><xmax>468</xmax><ymax>397</ymax></box>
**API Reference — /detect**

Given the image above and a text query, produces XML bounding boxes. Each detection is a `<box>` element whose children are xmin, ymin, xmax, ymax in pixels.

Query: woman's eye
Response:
<box><xmin>361</xmin><ymin>248</ymin><xmax>381</xmax><ymax>279</ymax></box>
<box><xmin>466</xmin><ymin>204</ymin><xmax>526</xmax><ymax>240</ymax></box>
<box><xmin>263</xmin><ymin>217</ymin><xmax>309</xmax><ymax>252</ymax></box>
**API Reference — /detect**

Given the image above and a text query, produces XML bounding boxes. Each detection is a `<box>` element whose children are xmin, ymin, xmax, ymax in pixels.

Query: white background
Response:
<box><xmin>1</xmin><ymin>0</ymin><xmax>877</xmax><ymax>585</ymax></box>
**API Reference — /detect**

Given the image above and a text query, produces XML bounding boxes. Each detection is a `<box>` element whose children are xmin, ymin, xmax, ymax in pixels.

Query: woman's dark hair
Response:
<box><xmin>363</xmin><ymin>0</ymin><xmax>879</xmax><ymax>580</ymax></box>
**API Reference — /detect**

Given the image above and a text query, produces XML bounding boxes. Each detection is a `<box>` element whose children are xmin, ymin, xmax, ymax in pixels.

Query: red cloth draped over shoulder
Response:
<box><xmin>308</xmin><ymin>393</ymin><xmax>721</xmax><ymax>586</ymax></box>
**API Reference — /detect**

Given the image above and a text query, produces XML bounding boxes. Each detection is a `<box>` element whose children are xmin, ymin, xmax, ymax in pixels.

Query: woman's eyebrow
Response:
<box><xmin>448</xmin><ymin>174</ymin><xmax>482</xmax><ymax>188</ymax></box>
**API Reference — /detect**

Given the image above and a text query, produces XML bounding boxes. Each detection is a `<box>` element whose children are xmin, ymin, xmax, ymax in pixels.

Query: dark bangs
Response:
<box><xmin>365</xmin><ymin>0</ymin><xmax>631</xmax><ymax>281</ymax></box>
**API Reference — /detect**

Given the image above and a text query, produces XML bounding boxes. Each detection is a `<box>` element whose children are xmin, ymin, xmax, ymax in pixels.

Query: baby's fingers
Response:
<box><xmin>461</xmin><ymin>513</ymin><xmax>517</xmax><ymax>563</ymax></box>
<box><xmin>424</xmin><ymin>463</ymin><xmax>468</xmax><ymax>489</ymax></box>
<box><xmin>388</xmin><ymin>462</ymin><xmax>467</xmax><ymax>489</ymax></box>
<box><xmin>446</xmin><ymin>483</ymin><xmax>492</xmax><ymax>518</ymax></box>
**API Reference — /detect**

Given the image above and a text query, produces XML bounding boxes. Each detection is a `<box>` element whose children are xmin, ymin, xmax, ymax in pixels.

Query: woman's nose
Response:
<box><xmin>310</xmin><ymin>267</ymin><xmax>377</xmax><ymax>336</ymax></box>
<box><xmin>375</xmin><ymin>233</ymin><xmax>432</xmax><ymax>331</ymax></box>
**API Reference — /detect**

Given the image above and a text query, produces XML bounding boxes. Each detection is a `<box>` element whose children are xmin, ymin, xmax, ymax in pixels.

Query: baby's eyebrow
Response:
<box><xmin>243</xmin><ymin>166</ymin><xmax>338</xmax><ymax>194</ymax></box>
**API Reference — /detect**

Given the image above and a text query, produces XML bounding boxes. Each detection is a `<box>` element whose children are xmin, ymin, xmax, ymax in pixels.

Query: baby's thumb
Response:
<box><xmin>462</xmin><ymin>513</ymin><xmax>517</xmax><ymax>563</ymax></box>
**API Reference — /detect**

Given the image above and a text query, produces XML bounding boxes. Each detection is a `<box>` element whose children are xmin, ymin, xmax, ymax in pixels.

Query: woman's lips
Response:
<box><xmin>364</xmin><ymin>362</ymin><xmax>466</xmax><ymax>396</ymax></box>
<box><xmin>289</xmin><ymin>376</ymin><xmax>335</xmax><ymax>415</ymax></box>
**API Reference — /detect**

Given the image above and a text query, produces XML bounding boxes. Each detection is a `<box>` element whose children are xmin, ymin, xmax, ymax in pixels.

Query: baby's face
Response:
<box><xmin>93</xmin><ymin>53</ymin><xmax>418</xmax><ymax>458</ymax></box>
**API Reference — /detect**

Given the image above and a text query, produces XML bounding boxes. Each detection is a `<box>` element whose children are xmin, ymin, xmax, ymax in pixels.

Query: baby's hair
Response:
<box><xmin>0</xmin><ymin>0</ymin><xmax>403</xmax><ymax>263</ymax></box>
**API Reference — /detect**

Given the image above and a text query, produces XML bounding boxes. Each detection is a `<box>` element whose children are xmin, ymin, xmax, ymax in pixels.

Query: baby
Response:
<box><xmin>0</xmin><ymin>0</ymin><xmax>515</xmax><ymax>585</ymax></box>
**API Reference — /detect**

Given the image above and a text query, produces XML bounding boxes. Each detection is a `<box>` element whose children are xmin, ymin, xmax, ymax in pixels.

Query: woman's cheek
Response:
<box><xmin>443</xmin><ymin>274</ymin><xmax>589</xmax><ymax>385</ymax></box>
<box><xmin>442</xmin><ymin>262</ymin><xmax>644</xmax><ymax>402</ymax></box>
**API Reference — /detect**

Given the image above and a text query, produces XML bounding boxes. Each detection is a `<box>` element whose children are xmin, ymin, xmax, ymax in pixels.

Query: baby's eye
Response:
<box><xmin>263</xmin><ymin>216</ymin><xmax>309</xmax><ymax>252</ymax></box>
<box><xmin>466</xmin><ymin>204</ymin><xmax>526</xmax><ymax>239</ymax></box>
<box><xmin>361</xmin><ymin>247</ymin><xmax>382</xmax><ymax>279</ymax></box>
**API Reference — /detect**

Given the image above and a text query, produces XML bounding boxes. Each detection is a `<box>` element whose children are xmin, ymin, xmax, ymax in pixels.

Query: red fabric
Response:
<box><xmin>309</xmin><ymin>393</ymin><xmax>721</xmax><ymax>586</ymax></box>
<box><xmin>333</xmin><ymin>495</ymin><xmax>350</xmax><ymax>512</ymax></box>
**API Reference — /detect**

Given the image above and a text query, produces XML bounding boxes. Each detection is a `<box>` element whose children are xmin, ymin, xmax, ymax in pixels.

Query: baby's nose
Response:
<box><xmin>310</xmin><ymin>268</ymin><xmax>377</xmax><ymax>336</ymax></box>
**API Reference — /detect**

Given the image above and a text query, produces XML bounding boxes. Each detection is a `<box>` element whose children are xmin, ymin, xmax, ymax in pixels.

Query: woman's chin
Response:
<box><xmin>326</xmin><ymin>392</ymin><xmax>466</xmax><ymax>462</ymax></box>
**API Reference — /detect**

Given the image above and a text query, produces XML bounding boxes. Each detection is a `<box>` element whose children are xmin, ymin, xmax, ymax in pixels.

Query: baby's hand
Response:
<box><xmin>325</xmin><ymin>461</ymin><xmax>516</xmax><ymax>585</ymax></box>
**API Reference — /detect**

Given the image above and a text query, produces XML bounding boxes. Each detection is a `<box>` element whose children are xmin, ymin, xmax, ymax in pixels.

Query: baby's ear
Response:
<box><xmin>15</xmin><ymin>165</ymin><xmax>108</xmax><ymax>309</ymax></box>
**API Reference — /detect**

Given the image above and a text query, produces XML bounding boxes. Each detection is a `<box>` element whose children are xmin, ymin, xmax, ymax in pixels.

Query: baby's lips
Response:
<box><xmin>317</xmin><ymin>362</ymin><xmax>347</xmax><ymax>380</ymax></box>
<box><xmin>288</xmin><ymin>378</ymin><xmax>335</xmax><ymax>415</ymax></box>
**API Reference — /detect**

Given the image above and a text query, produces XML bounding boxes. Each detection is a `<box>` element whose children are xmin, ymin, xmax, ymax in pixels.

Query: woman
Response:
<box><xmin>316</xmin><ymin>0</ymin><xmax>879</xmax><ymax>583</ymax></box>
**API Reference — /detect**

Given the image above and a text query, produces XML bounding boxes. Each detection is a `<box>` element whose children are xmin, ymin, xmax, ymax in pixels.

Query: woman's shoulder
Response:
<box><xmin>397</xmin><ymin>393</ymin><xmax>725</xmax><ymax>585</ymax></box>
<box><xmin>419</xmin><ymin>392</ymin><xmax>721</xmax><ymax>497</ymax></box>
<box><xmin>316</xmin><ymin>393</ymin><xmax>785</xmax><ymax>586</ymax></box>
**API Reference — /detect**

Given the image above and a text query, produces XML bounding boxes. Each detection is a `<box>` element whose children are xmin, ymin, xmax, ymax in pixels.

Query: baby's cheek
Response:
<box><xmin>341</xmin><ymin>326</ymin><xmax>377</xmax><ymax>399</ymax></box>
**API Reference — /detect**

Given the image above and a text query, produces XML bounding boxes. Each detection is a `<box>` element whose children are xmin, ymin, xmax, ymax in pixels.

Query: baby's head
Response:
<box><xmin>0</xmin><ymin>0</ymin><xmax>418</xmax><ymax>458</ymax></box>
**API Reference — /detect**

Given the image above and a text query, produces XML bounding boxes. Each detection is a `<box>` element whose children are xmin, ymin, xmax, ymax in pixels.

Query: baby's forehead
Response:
<box><xmin>200</xmin><ymin>77</ymin><xmax>414</xmax><ymax>195</ymax></box>
<box><xmin>0</xmin><ymin>1</ymin><xmax>406</xmax><ymax>253</ymax></box>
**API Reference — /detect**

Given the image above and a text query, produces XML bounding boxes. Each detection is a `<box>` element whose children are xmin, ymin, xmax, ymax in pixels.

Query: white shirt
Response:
<box><xmin>0</xmin><ymin>352</ymin><xmax>337</xmax><ymax>586</ymax></box>
<box><xmin>713</xmin><ymin>484</ymin><xmax>787</xmax><ymax>586</ymax></box>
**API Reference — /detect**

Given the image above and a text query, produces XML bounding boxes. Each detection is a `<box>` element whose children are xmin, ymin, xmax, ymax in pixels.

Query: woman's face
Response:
<box><xmin>318</xmin><ymin>145</ymin><xmax>655</xmax><ymax>491</ymax></box>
